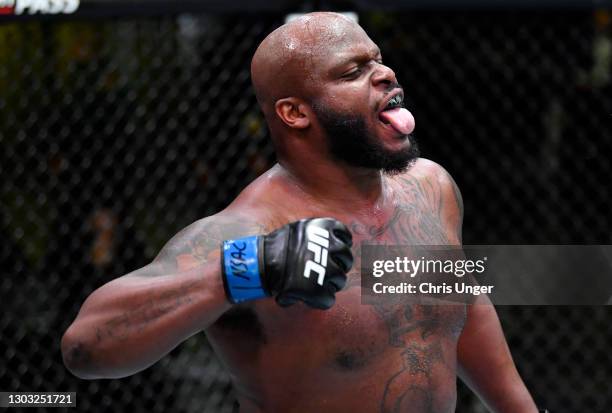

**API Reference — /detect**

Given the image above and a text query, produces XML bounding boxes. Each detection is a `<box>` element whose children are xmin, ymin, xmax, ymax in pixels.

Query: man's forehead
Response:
<box><xmin>250</xmin><ymin>12</ymin><xmax>378</xmax><ymax>103</ymax></box>
<box><xmin>331</xmin><ymin>43</ymin><xmax>381</xmax><ymax>64</ymax></box>
<box><xmin>291</xmin><ymin>12</ymin><xmax>358</xmax><ymax>38</ymax></box>
<box><xmin>303</xmin><ymin>27</ymin><xmax>378</xmax><ymax>68</ymax></box>
<box><xmin>306</xmin><ymin>21</ymin><xmax>372</xmax><ymax>50</ymax></box>
<box><xmin>281</xmin><ymin>13</ymin><xmax>369</xmax><ymax>52</ymax></box>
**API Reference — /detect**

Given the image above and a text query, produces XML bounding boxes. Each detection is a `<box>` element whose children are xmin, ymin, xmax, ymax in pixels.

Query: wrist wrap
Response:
<box><xmin>221</xmin><ymin>235</ymin><xmax>267</xmax><ymax>303</ymax></box>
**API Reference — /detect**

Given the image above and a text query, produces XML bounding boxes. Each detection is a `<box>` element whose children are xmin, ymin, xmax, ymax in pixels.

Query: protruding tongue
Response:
<box><xmin>380</xmin><ymin>108</ymin><xmax>415</xmax><ymax>135</ymax></box>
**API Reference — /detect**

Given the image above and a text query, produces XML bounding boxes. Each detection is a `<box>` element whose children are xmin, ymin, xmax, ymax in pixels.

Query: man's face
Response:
<box><xmin>308</xmin><ymin>23</ymin><xmax>418</xmax><ymax>173</ymax></box>
<box><xmin>312</xmin><ymin>99</ymin><xmax>419</xmax><ymax>174</ymax></box>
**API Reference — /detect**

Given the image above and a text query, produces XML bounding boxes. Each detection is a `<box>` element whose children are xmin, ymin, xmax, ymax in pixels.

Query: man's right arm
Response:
<box><xmin>61</xmin><ymin>213</ymin><xmax>267</xmax><ymax>379</ymax></box>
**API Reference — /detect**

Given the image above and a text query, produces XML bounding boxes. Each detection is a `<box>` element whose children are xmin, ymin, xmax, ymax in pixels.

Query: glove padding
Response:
<box><xmin>263</xmin><ymin>218</ymin><xmax>353</xmax><ymax>309</ymax></box>
<box><xmin>221</xmin><ymin>217</ymin><xmax>353</xmax><ymax>309</ymax></box>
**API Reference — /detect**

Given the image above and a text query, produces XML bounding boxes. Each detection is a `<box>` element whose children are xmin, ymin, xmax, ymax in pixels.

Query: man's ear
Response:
<box><xmin>274</xmin><ymin>97</ymin><xmax>310</xmax><ymax>129</ymax></box>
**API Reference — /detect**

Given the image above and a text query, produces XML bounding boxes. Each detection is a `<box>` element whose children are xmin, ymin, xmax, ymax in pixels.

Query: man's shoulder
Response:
<box><xmin>231</xmin><ymin>167</ymin><xmax>282</xmax><ymax>210</ymax></box>
<box><xmin>392</xmin><ymin>157</ymin><xmax>458</xmax><ymax>190</ymax></box>
<box><xmin>393</xmin><ymin>158</ymin><xmax>464</xmax><ymax>243</ymax></box>
<box><xmin>152</xmin><ymin>166</ymin><xmax>289</xmax><ymax>266</ymax></box>
<box><xmin>228</xmin><ymin>164</ymin><xmax>299</xmax><ymax>223</ymax></box>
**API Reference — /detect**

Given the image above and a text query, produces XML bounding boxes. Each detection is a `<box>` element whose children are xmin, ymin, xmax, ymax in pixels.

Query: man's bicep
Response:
<box><xmin>151</xmin><ymin>213</ymin><xmax>269</xmax><ymax>272</ymax></box>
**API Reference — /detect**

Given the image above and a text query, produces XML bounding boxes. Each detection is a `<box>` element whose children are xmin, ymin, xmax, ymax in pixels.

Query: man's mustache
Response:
<box><xmin>384</xmin><ymin>82</ymin><xmax>403</xmax><ymax>94</ymax></box>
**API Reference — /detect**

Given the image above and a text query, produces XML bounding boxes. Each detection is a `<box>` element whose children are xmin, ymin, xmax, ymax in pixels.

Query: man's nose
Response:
<box><xmin>371</xmin><ymin>63</ymin><xmax>397</xmax><ymax>87</ymax></box>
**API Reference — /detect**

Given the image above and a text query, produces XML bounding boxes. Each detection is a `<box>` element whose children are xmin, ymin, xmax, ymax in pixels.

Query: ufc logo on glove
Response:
<box><xmin>221</xmin><ymin>217</ymin><xmax>352</xmax><ymax>309</ymax></box>
<box><xmin>303</xmin><ymin>226</ymin><xmax>329</xmax><ymax>285</ymax></box>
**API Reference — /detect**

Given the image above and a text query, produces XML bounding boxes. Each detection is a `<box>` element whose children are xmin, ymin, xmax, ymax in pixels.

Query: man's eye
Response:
<box><xmin>342</xmin><ymin>68</ymin><xmax>362</xmax><ymax>79</ymax></box>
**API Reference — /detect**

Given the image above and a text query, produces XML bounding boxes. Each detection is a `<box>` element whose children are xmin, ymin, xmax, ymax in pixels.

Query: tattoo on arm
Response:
<box><xmin>95</xmin><ymin>279</ymin><xmax>198</xmax><ymax>343</ymax></box>
<box><xmin>153</xmin><ymin>216</ymin><xmax>268</xmax><ymax>271</ymax></box>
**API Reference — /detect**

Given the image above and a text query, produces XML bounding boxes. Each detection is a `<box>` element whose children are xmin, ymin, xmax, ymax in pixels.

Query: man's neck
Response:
<box><xmin>277</xmin><ymin>158</ymin><xmax>388</xmax><ymax>212</ymax></box>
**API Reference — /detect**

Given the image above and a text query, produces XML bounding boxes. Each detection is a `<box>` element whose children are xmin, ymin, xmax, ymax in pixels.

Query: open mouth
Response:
<box><xmin>377</xmin><ymin>91</ymin><xmax>415</xmax><ymax>135</ymax></box>
<box><xmin>378</xmin><ymin>93</ymin><xmax>404</xmax><ymax>125</ymax></box>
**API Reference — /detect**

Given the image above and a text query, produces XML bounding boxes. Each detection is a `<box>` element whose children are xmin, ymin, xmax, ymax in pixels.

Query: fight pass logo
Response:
<box><xmin>0</xmin><ymin>0</ymin><xmax>79</xmax><ymax>15</ymax></box>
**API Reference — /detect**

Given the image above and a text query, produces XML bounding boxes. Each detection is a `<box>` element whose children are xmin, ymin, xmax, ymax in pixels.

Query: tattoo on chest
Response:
<box><xmin>374</xmin><ymin>303</ymin><xmax>458</xmax><ymax>413</ymax></box>
<box><xmin>345</xmin><ymin>175</ymin><xmax>462</xmax><ymax>412</ymax></box>
<box><xmin>373</xmin><ymin>304</ymin><xmax>441</xmax><ymax>346</ymax></box>
<box><xmin>380</xmin><ymin>340</ymin><xmax>444</xmax><ymax>413</ymax></box>
<box><xmin>349</xmin><ymin>175</ymin><xmax>450</xmax><ymax>245</ymax></box>
<box><xmin>388</xmin><ymin>175</ymin><xmax>450</xmax><ymax>245</ymax></box>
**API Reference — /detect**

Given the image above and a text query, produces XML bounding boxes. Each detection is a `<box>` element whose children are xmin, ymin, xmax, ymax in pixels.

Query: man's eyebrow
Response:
<box><xmin>335</xmin><ymin>47</ymin><xmax>382</xmax><ymax>68</ymax></box>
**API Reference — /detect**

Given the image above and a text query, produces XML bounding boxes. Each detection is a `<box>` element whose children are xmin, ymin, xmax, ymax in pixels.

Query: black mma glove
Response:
<box><xmin>221</xmin><ymin>217</ymin><xmax>353</xmax><ymax>309</ymax></box>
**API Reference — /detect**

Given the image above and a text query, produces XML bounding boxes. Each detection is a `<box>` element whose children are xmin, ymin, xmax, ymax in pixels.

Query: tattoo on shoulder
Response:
<box><xmin>389</xmin><ymin>174</ymin><xmax>449</xmax><ymax>245</ymax></box>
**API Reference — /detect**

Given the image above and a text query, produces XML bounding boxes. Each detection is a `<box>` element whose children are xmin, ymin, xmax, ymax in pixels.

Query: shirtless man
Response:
<box><xmin>62</xmin><ymin>12</ymin><xmax>540</xmax><ymax>412</ymax></box>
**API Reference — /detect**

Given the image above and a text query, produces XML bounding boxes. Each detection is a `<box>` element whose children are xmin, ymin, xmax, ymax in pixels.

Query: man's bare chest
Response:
<box><xmin>210</xmin><ymin>172</ymin><xmax>463</xmax><ymax>374</ymax></box>
<box><xmin>216</xmin><ymin>284</ymin><xmax>466</xmax><ymax>370</ymax></box>
<box><xmin>346</xmin><ymin>192</ymin><xmax>451</xmax><ymax>247</ymax></box>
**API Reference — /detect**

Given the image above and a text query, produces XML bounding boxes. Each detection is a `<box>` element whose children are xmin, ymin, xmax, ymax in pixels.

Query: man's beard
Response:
<box><xmin>312</xmin><ymin>103</ymin><xmax>420</xmax><ymax>174</ymax></box>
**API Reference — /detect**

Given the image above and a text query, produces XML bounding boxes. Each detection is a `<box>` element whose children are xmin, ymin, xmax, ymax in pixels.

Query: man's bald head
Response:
<box><xmin>250</xmin><ymin>12</ymin><xmax>417</xmax><ymax>173</ymax></box>
<box><xmin>251</xmin><ymin>12</ymin><xmax>371</xmax><ymax>118</ymax></box>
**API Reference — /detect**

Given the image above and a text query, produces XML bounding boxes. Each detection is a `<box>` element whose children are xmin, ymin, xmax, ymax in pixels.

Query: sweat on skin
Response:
<box><xmin>61</xmin><ymin>12</ymin><xmax>539</xmax><ymax>413</ymax></box>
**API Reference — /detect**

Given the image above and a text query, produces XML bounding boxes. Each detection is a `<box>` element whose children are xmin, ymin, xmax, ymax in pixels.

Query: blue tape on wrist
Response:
<box><xmin>222</xmin><ymin>235</ymin><xmax>267</xmax><ymax>303</ymax></box>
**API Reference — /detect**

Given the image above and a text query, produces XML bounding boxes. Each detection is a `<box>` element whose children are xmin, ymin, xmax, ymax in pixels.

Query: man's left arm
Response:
<box><xmin>458</xmin><ymin>295</ymin><xmax>538</xmax><ymax>412</ymax></box>
<box><xmin>433</xmin><ymin>161</ymin><xmax>539</xmax><ymax>413</ymax></box>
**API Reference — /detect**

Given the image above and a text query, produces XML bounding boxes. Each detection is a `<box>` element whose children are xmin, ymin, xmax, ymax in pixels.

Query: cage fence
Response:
<box><xmin>1</xmin><ymin>7</ymin><xmax>611</xmax><ymax>412</ymax></box>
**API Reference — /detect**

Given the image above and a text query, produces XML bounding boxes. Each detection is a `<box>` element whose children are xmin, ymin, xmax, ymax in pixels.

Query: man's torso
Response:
<box><xmin>206</xmin><ymin>160</ymin><xmax>466</xmax><ymax>413</ymax></box>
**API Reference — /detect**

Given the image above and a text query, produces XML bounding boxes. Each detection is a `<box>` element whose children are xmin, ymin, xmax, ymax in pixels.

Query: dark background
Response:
<box><xmin>1</xmin><ymin>1</ymin><xmax>611</xmax><ymax>411</ymax></box>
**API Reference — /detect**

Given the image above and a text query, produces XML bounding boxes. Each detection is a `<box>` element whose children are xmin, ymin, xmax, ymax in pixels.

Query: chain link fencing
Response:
<box><xmin>1</xmin><ymin>8</ymin><xmax>611</xmax><ymax>412</ymax></box>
